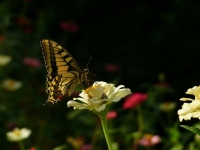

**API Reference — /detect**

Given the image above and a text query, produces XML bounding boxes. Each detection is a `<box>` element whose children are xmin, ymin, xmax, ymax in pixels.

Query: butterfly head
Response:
<box><xmin>82</xmin><ymin>68</ymin><xmax>89</xmax><ymax>81</ymax></box>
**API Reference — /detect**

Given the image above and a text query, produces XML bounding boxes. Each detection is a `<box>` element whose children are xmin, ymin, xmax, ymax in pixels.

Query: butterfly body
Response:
<box><xmin>41</xmin><ymin>39</ymin><xmax>89</xmax><ymax>103</ymax></box>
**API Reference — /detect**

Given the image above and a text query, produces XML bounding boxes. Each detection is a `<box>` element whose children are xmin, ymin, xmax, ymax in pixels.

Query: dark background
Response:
<box><xmin>5</xmin><ymin>0</ymin><xmax>200</xmax><ymax>91</ymax></box>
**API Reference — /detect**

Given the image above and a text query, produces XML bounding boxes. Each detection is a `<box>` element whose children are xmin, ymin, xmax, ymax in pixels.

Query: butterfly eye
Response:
<box><xmin>84</xmin><ymin>69</ymin><xmax>89</xmax><ymax>74</ymax></box>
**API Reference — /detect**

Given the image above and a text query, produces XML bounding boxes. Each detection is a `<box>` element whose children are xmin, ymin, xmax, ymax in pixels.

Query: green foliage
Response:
<box><xmin>180</xmin><ymin>125</ymin><xmax>200</xmax><ymax>136</ymax></box>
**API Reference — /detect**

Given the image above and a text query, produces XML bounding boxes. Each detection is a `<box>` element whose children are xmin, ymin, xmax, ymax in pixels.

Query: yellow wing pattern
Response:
<box><xmin>41</xmin><ymin>39</ymin><xmax>89</xmax><ymax>104</ymax></box>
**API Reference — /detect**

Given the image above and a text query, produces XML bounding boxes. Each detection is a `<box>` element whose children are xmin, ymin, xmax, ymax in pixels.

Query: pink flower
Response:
<box><xmin>138</xmin><ymin>134</ymin><xmax>161</xmax><ymax>147</ymax></box>
<box><xmin>6</xmin><ymin>122</ymin><xmax>17</xmax><ymax>130</ymax></box>
<box><xmin>104</xmin><ymin>63</ymin><xmax>121</xmax><ymax>72</ymax></box>
<box><xmin>81</xmin><ymin>144</ymin><xmax>92</xmax><ymax>150</ymax></box>
<box><xmin>60</xmin><ymin>21</ymin><xmax>79</xmax><ymax>32</ymax></box>
<box><xmin>106</xmin><ymin>111</ymin><xmax>117</xmax><ymax>119</ymax></box>
<box><xmin>23</xmin><ymin>57</ymin><xmax>42</xmax><ymax>68</ymax></box>
<box><xmin>123</xmin><ymin>93</ymin><xmax>147</xmax><ymax>109</ymax></box>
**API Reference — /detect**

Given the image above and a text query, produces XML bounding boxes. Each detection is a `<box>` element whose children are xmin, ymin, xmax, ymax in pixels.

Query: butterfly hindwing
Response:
<box><xmin>41</xmin><ymin>39</ymin><xmax>88</xmax><ymax>104</ymax></box>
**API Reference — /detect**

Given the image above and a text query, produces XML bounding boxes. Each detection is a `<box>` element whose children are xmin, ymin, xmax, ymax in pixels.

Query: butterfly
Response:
<box><xmin>40</xmin><ymin>39</ymin><xmax>89</xmax><ymax>104</ymax></box>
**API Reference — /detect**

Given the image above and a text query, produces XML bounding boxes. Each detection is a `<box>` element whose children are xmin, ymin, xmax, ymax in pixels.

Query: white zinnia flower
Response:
<box><xmin>2</xmin><ymin>79</ymin><xmax>22</xmax><ymax>91</ymax></box>
<box><xmin>0</xmin><ymin>54</ymin><xmax>12</xmax><ymax>66</ymax></box>
<box><xmin>178</xmin><ymin>86</ymin><xmax>200</xmax><ymax>122</ymax></box>
<box><xmin>67</xmin><ymin>81</ymin><xmax>131</xmax><ymax>112</ymax></box>
<box><xmin>6</xmin><ymin>128</ymin><xmax>31</xmax><ymax>142</ymax></box>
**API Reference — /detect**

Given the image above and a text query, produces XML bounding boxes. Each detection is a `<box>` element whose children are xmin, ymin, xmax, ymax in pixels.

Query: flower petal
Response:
<box><xmin>6</xmin><ymin>128</ymin><xmax>31</xmax><ymax>142</ymax></box>
<box><xmin>67</xmin><ymin>101</ymin><xmax>87</xmax><ymax>110</ymax></box>
<box><xmin>178</xmin><ymin>85</ymin><xmax>200</xmax><ymax>122</ymax></box>
<box><xmin>95</xmin><ymin>104</ymin><xmax>106</xmax><ymax>112</ymax></box>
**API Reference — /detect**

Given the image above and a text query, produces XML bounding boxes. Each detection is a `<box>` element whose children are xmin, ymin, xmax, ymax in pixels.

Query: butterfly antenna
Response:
<box><xmin>89</xmin><ymin>72</ymin><xmax>97</xmax><ymax>76</ymax></box>
<box><xmin>86</xmin><ymin>56</ymin><xmax>92</xmax><ymax>68</ymax></box>
<box><xmin>85</xmin><ymin>56</ymin><xmax>94</xmax><ymax>87</ymax></box>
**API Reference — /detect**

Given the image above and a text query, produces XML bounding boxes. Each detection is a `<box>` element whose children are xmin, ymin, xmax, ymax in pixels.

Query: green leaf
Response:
<box><xmin>180</xmin><ymin>125</ymin><xmax>200</xmax><ymax>135</ymax></box>
<box><xmin>52</xmin><ymin>145</ymin><xmax>68</xmax><ymax>150</ymax></box>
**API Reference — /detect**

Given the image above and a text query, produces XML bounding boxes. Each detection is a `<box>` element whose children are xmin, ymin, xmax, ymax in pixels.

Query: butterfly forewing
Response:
<box><xmin>41</xmin><ymin>39</ymin><xmax>88</xmax><ymax>104</ymax></box>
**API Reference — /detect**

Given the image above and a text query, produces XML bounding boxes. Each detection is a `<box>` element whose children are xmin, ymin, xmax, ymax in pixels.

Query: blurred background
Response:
<box><xmin>1</xmin><ymin>0</ymin><xmax>200</xmax><ymax>150</ymax></box>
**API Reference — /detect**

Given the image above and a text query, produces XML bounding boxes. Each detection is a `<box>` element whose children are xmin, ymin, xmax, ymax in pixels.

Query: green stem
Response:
<box><xmin>18</xmin><ymin>140</ymin><xmax>25</xmax><ymax>150</ymax></box>
<box><xmin>100</xmin><ymin>116</ymin><xmax>113</xmax><ymax>150</ymax></box>
<box><xmin>136</xmin><ymin>106</ymin><xmax>144</xmax><ymax>132</ymax></box>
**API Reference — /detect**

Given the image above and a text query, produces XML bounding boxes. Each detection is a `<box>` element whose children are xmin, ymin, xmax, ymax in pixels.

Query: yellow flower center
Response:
<box><xmin>144</xmin><ymin>134</ymin><xmax>153</xmax><ymax>141</ymax></box>
<box><xmin>6</xmin><ymin>79</ymin><xmax>16</xmax><ymax>86</ymax></box>
<box><xmin>86</xmin><ymin>85</ymin><xmax>98</xmax><ymax>91</ymax></box>
<box><xmin>13</xmin><ymin>128</ymin><xmax>21</xmax><ymax>137</ymax></box>
<box><xmin>83</xmin><ymin>85</ymin><xmax>98</xmax><ymax>98</ymax></box>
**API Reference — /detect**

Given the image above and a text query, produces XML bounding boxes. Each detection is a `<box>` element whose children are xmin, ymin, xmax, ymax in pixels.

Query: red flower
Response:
<box><xmin>104</xmin><ymin>63</ymin><xmax>121</xmax><ymax>72</ymax></box>
<box><xmin>23</xmin><ymin>57</ymin><xmax>42</xmax><ymax>68</ymax></box>
<box><xmin>16</xmin><ymin>17</ymin><xmax>31</xmax><ymax>26</ymax></box>
<box><xmin>60</xmin><ymin>21</ymin><xmax>79</xmax><ymax>32</ymax></box>
<box><xmin>106</xmin><ymin>111</ymin><xmax>117</xmax><ymax>119</ymax></box>
<box><xmin>123</xmin><ymin>93</ymin><xmax>147</xmax><ymax>109</ymax></box>
<box><xmin>16</xmin><ymin>17</ymin><xmax>33</xmax><ymax>33</ymax></box>
<box><xmin>23</xmin><ymin>27</ymin><xmax>33</xmax><ymax>33</ymax></box>
<box><xmin>0</xmin><ymin>35</ymin><xmax>5</xmax><ymax>42</ymax></box>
